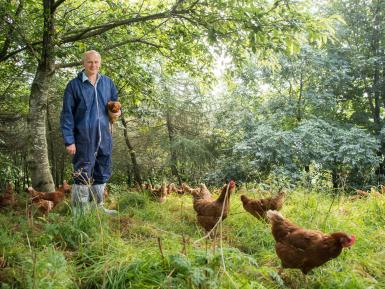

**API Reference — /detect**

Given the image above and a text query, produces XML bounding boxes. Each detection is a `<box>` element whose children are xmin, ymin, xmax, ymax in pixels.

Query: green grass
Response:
<box><xmin>0</xmin><ymin>187</ymin><xmax>384</xmax><ymax>288</ymax></box>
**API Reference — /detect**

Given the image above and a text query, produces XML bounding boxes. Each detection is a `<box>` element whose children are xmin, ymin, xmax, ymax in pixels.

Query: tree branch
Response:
<box><xmin>0</xmin><ymin>40</ymin><xmax>42</xmax><ymax>62</ymax></box>
<box><xmin>105</xmin><ymin>38</ymin><xmax>164</xmax><ymax>51</ymax></box>
<box><xmin>54</xmin><ymin>61</ymin><xmax>81</xmax><ymax>69</ymax></box>
<box><xmin>0</xmin><ymin>0</ymin><xmax>24</xmax><ymax>61</ymax></box>
<box><xmin>1</xmin><ymin>0</ymin><xmax>191</xmax><ymax>62</ymax></box>
<box><xmin>55</xmin><ymin>36</ymin><xmax>166</xmax><ymax>69</ymax></box>
<box><xmin>60</xmin><ymin>1</ymin><xmax>189</xmax><ymax>44</ymax></box>
<box><xmin>0</xmin><ymin>72</ymin><xmax>22</xmax><ymax>100</ymax></box>
<box><xmin>136</xmin><ymin>0</ymin><xmax>145</xmax><ymax>17</ymax></box>
<box><xmin>13</xmin><ymin>25</ymin><xmax>41</xmax><ymax>62</ymax></box>
<box><xmin>60</xmin><ymin>13</ymin><xmax>168</xmax><ymax>43</ymax></box>
<box><xmin>53</xmin><ymin>0</ymin><xmax>66</xmax><ymax>11</ymax></box>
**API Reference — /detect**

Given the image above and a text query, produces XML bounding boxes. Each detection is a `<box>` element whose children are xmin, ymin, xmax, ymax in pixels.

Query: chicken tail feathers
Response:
<box><xmin>266</xmin><ymin>210</ymin><xmax>284</xmax><ymax>222</ymax></box>
<box><xmin>240</xmin><ymin>194</ymin><xmax>249</xmax><ymax>204</ymax></box>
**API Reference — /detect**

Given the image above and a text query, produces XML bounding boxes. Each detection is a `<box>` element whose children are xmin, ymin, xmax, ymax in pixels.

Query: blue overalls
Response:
<box><xmin>60</xmin><ymin>71</ymin><xmax>118</xmax><ymax>185</ymax></box>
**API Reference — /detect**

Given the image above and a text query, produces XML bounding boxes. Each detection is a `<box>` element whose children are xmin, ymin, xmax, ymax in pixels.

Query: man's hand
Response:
<box><xmin>66</xmin><ymin>144</ymin><xmax>76</xmax><ymax>155</ymax></box>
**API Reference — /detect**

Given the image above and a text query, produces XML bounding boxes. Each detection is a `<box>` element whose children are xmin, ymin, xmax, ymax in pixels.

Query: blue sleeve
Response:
<box><xmin>111</xmin><ymin>79</ymin><xmax>118</xmax><ymax>101</ymax></box>
<box><xmin>60</xmin><ymin>82</ymin><xmax>75</xmax><ymax>146</ymax></box>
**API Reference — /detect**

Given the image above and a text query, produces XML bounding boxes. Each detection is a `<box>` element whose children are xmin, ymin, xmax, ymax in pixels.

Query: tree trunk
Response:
<box><xmin>166</xmin><ymin>111</ymin><xmax>182</xmax><ymax>185</ymax></box>
<box><xmin>121</xmin><ymin>113</ymin><xmax>142</xmax><ymax>187</ymax></box>
<box><xmin>371</xmin><ymin>1</ymin><xmax>385</xmax><ymax>175</ymax></box>
<box><xmin>331</xmin><ymin>167</ymin><xmax>338</xmax><ymax>190</ymax></box>
<box><xmin>23</xmin><ymin>152</ymin><xmax>29</xmax><ymax>188</ymax></box>
<box><xmin>26</xmin><ymin>0</ymin><xmax>56</xmax><ymax>192</ymax></box>
<box><xmin>368</xmin><ymin>0</ymin><xmax>381</xmax><ymax>133</ymax></box>
<box><xmin>126</xmin><ymin>163</ymin><xmax>133</xmax><ymax>187</ymax></box>
<box><xmin>296</xmin><ymin>71</ymin><xmax>304</xmax><ymax>122</ymax></box>
<box><xmin>47</xmin><ymin>106</ymin><xmax>57</xmax><ymax>185</ymax></box>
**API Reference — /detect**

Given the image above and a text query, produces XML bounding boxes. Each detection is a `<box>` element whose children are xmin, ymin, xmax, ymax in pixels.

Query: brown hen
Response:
<box><xmin>167</xmin><ymin>183</ymin><xmax>177</xmax><ymax>195</ymax></box>
<box><xmin>182</xmin><ymin>183</ymin><xmax>200</xmax><ymax>195</ymax></box>
<box><xmin>26</xmin><ymin>187</ymin><xmax>65</xmax><ymax>207</ymax></box>
<box><xmin>150</xmin><ymin>183</ymin><xmax>167</xmax><ymax>203</ymax></box>
<box><xmin>107</xmin><ymin>101</ymin><xmax>121</xmax><ymax>124</ymax></box>
<box><xmin>141</xmin><ymin>183</ymin><xmax>153</xmax><ymax>191</ymax></box>
<box><xmin>192</xmin><ymin>180</ymin><xmax>236</xmax><ymax>232</ymax></box>
<box><xmin>57</xmin><ymin>180</ymin><xmax>71</xmax><ymax>195</ymax></box>
<box><xmin>241</xmin><ymin>191</ymin><xmax>285</xmax><ymax>220</ymax></box>
<box><xmin>0</xmin><ymin>182</ymin><xmax>16</xmax><ymax>207</ymax></box>
<box><xmin>35</xmin><ymin>199</ymin><xmax>55</xmax><ymax>215</ymax></box>
<box><xmin>266</xmin><ymin>210</ymin><xmax>356</xmax><ymax>274</ymax></box>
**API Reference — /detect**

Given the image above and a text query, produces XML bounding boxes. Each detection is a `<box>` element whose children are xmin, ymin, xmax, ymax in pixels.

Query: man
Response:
<box><xmin>60</xmin><ymin>50</ymin><xmax>120</xmax><ymax>214</ymax></box>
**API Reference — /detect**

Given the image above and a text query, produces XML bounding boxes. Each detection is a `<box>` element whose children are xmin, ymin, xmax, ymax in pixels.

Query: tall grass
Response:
<box><xmin>0</xmin><ymin>188</ymin><xmax>384</xmax><ymax>288</ymax></box>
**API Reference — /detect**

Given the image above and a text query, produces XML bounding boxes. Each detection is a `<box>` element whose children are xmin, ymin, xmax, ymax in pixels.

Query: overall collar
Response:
<box><xmin>81</xmin><ymin>70</ymin><xmax>101</xmax><ymax>83</ymax></box>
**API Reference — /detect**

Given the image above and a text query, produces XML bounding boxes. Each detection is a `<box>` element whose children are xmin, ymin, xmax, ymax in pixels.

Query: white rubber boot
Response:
<box><xmin>90</xmin><ymin>184</ymin><xmax>117</xmax><ymax>215</ymax></box>
<box><xmin>71</xmin><ymin>184</ymin><xmax>90</xmax><ymax>215</ymax></box>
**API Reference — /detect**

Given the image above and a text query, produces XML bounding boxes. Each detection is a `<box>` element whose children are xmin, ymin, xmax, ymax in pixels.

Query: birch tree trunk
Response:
<box><xmin>26</xmin><ymin>0</ymin><xmax>56</xmax><ymax>192</ymax></box>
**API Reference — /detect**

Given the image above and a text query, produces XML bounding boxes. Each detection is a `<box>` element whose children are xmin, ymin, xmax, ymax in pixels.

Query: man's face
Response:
<box><xmin>83</xmin><ymin>53</ymin><xmax>101</xmax><ymax>77</ymax></box>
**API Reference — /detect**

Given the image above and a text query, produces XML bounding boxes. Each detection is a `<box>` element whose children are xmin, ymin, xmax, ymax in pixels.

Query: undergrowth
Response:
<box><xmin>0</xmin><ymin>187</ymin><xmax>384</xmax><ymax>288</ymax></box>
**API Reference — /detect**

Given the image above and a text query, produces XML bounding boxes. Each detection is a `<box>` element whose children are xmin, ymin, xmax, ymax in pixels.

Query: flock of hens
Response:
<box><xmin>0</xmin><ymin>180</ymin><xmax>356</xmax><ymax>275</ymax></box>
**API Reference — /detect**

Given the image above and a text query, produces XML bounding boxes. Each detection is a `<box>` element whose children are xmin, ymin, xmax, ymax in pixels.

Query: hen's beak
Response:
<box><xmin>343</xmin><ymin>235</ymin><xmax>356</xmax><ymax>247</ymax></box>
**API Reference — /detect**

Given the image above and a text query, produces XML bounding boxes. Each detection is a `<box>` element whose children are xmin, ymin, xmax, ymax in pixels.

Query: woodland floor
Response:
<box><xmin>0</xmin><ymin>185</ymin><xmax>384</xmax><ymax>289</ymax></box>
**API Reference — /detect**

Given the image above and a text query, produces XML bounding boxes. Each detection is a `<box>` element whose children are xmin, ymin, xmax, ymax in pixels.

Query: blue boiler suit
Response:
<box><xmin>60</xmin><ymin>71</ymin><xmax>118</xmax><ymax>185</ymax></box>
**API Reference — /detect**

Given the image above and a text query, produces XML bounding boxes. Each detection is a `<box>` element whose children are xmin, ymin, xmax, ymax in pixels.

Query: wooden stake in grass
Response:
<box><xmin>157</xmin><ymin>237</ymin><xmax>165</xmax><ymax>265</ymax></box>
<box><xmin>181</xmin><ymin>234</ymin><xmax>187</xmax><ymax>255</ymax></box>
<box><xmin>32</xmin><ymin>252</ymin><xmax>37</xmax><ymax>289</ymax></box>
<box><xmin>322</xmin><ymin>191</ymin><xmax>338</xmax><ymax>230</ymax></box>
<box><xmin>26</xmin><ymin>196</ymin><xmax>33</xmax><ymax>228</ymax></box>
<box><xmin>180</xmin><ymin>199</ymin><xmax>184</xmax><ymax>220</ymax></box>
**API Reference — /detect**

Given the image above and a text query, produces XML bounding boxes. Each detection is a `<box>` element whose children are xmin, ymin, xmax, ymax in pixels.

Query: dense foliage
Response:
<box><xmin>1</xmin><ymin>0</ymin><xmax>365</xmax><ymax>191</ymax></box>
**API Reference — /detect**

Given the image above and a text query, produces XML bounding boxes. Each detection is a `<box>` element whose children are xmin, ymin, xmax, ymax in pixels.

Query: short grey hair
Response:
<box><xmin>82</xmin><ymin>50</ymin><xmax>101</xmax><ymax>62</ymax></box>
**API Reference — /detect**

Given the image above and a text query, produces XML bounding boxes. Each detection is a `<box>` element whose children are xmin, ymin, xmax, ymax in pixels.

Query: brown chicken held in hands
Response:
<box><xmin>193</xmin><ymin>180</ymin><xmax>236</xmax><ymax>232</ymax></box>
<box><xmin>241</xmin><ymin>191</ymin><xmax>285</xmax><ymax>220</ymax></box>
<box><xmin>266</xmin><ymin>210</ymin><xmax>356</xmax><ymax>274</ymax></box>
<box><xmin>107</xmin><ymin>101</ymin><xmax>121</xmax><ymax>124</ymax></box>
<box><xmin>107</xmin><ymin>101</ymin><xmax>121</xmax><ymax>113</ymax></box>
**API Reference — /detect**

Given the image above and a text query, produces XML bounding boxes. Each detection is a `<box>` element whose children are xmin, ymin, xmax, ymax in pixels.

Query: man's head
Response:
<box><xmin>82</xmin><ymin>50</ymin><xmax>101</xmax><ymax>77</ymax></box>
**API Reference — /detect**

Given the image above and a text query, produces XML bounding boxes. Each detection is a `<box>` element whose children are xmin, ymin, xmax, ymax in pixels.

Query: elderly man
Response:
<box><xmin>60</xmin><ymin>50</ymin><xmax>120</xmax><ymax>214</ymax></box>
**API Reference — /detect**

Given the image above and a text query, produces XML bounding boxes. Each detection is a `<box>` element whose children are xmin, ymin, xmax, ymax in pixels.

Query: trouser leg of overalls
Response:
<box><xmin>93</xmin><ymin>148</ymin><xmax>112</xmax><ymax>185</ymax></box>
<box><xmin>72</xmin><ymin>139</ymin><xmax>112</xmax><ymax>185</ymax></box>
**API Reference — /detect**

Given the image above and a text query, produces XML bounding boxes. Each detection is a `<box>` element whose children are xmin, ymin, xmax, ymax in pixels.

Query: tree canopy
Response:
<box><xmin>0</xmin><ymin>0</ymin><xmax>383</xmax><ymax>191</ymax></box>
